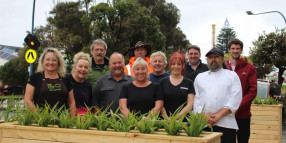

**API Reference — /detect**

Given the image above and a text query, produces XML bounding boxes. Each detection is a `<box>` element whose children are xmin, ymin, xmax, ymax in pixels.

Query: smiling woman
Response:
<box><xmin>65</xmin><ymin>52</ymin><xmax>92</xmax><ymax>115</ymax></box>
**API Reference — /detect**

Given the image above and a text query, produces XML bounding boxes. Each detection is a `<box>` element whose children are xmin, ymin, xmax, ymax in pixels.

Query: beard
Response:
<box><xmin>208</xmin><ymin>61</ymin><xmax>222</xmax><ymax>71</ymax></box>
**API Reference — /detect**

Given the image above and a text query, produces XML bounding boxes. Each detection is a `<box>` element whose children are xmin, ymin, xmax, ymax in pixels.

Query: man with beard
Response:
<box><xmin>91</xmin><ymin>52</ymin><xmax>133</xmax><ymax>112</ymax></box>
<box><xmin>184</xmin><ymin>45</ymin><xmax>209</xmax><ymax>82</ymax></box>
<box><xmin>193</xmin><ymin>48</ymin><xmax>242</xmax><ymax>143</ymax></box>
<box><xmin>225</xmin><ymin>38</ymin><xmax>257</xmax><ymax>143</ymax></box>
<box><xmin>86</xmin><ymin>39</ymin><xmax>110</xmax><ymax>88</ymax></box>
<box><xmin>149</xmin><ymin>51</ymin><xmax>170</xmax><ymax>83</ymax></box>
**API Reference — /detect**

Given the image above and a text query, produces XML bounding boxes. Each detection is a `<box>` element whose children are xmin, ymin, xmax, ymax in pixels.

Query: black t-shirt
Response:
<box><xmin>27</xmin><ymin>72</ymin><xmax>72</xmax><ymax>108</ymax></box>
<box><xmin>66</xmin><ymin>73</ymin><xmax>92</xmax><ymax>108</ymax></box>
<box><xmin>159</xmin><ymin>77</ymin><xmax>195</xmax><ymax>116</ymax></box>
<box><xmin>119</xmin><ymin>82</ymin><xmax>164</xmax><ymax>115</ymax></box>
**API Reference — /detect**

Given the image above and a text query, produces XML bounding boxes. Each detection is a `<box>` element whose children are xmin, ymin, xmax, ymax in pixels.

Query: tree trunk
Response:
<box><xmin>278</xmin><ymin>67</ymin><xmax>285</xmax><ymax>88</ymax></box>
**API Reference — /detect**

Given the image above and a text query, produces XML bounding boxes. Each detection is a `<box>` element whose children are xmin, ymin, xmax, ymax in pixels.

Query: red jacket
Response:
<box><xmin>226</xmin><ymin>58</ymin><xmax>257</xmax><ymax>119</ymax></box>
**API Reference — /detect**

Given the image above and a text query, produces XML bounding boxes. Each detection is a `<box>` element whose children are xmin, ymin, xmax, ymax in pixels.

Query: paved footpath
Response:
<box><xmin>283</xmin><ymin>121</ymin><xmax>286</xmax><ymax>143</ymax></box>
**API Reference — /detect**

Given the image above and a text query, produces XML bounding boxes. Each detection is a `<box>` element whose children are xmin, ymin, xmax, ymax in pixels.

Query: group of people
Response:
<box><xmin>24</xmin><ymin>38</ymin><xmax>257</xmax><ymax>143</ymax></box>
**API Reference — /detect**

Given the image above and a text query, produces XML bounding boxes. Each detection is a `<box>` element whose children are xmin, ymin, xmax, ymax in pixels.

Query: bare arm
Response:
<box><xmin>68</xmin><ymin>89</ymin><xmax>76</xmax><ymax>117</ymax></box>
<box><xmin>160</xmin><ymin>107</ymin><xmax>169</xmax><ymax>119</ymax></box>
<box><xmin>24</xmin><ymin>84</ymin><xmax>37</xmax><ymax>112</ymax></box>
<box><xmin>147</xmin><ymin>100</ymin><xmax>163</xmax><ymax>118</ymax></box>
<box><xmin>119</xmin><ymin>99</ymin><xmax>129</xmax><ymax>118</ymax></box>
<box><xmin>177</xmin><ymin>93</ymin><xmax>194</xmax><ymax>119</ymax></box>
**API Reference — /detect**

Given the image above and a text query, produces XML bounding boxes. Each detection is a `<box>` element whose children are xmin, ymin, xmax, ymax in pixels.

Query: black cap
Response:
<box><xmin>205</xmin><ymin>48</ymin><xmax>224</xmax><ymax>57</ymax></box>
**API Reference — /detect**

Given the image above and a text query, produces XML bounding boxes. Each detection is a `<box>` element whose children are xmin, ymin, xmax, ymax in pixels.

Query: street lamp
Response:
<box><xmin>246</xmin><ymin>11</ymin><xmax>286</xmax><ymax>25</ymax></box>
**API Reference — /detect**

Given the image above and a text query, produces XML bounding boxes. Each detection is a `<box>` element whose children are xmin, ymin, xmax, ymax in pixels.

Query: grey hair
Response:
<box><xmin>132</xmin><ymin>57</ymin><xmax>148</xmax><ymax>71</ymax></box>
<box><xmin>150</xmin><ymin>51</ymin><xmax>167</xmax><ymax>65</ymax></box>
<box><xmin>90</xmin><ymin>39</ymin><xmax>108</xmax><ymax>50</ymax></box>
<box><xmin>72</xmin><ymin>52</ymin><xmax>92</xmax><ymax>73</ymax></box>
<box><xmin>36</xmin><ymin>47</ymin><xmax>66</xmax><ymax>77</ymax></box>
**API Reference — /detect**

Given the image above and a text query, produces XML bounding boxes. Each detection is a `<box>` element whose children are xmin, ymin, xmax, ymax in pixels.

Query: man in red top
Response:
<box><xmin>124</xmin><ymin>41</ymin><xmax>153</xmax><ymax>76</ymax></box>
<box><xmin>226</xmin><ymin>38</ymin><xmax>257</xmax><ymax>143</ymax></box>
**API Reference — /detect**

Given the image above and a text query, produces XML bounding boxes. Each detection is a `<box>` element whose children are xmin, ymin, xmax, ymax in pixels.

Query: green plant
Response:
<box><xmin>34</xmin><ymin>103</ymin><xmax>62</xmax><ymax>127</ymax></box>
<box><xmin>108</xmin><ymin>109</ymin><xmax>138</xmax><ymax>132</ymax></box>
<box><xmin>75</xmin><ymin>112</ymin><xmax>93</xmax><ymax>130</ymax></box>
<box><xmin>252</xmin><ymin>97</ymin><xmax>280</xmax><ymax>105</ymax></box>
<box><xmin>3</xmin><ymin>98</ymin><xmax>20</xmax><ymax>122</ymax></box>
<box><xmin>136</xmin><ymin>112</ymin><xmax>159</xmax><ymax>134</ymax></box>
<box><xmin>182</xmin><ymin>108</ymin><xmax>212</xmax><ymax>137</ymax></box>
<box><xmin>17</xmin><ymin>106</ymin><xmax>34</xmax><ymax>126</ymax></box>
<box><xmin>57</xmin><ymin>109</ymin><xmax>75</xmax><ymax>128</ymax></box>
<box><xmin>93</xmin><ymin>108</ymin><xmax>110</xmax><ymax>131</ymax></box>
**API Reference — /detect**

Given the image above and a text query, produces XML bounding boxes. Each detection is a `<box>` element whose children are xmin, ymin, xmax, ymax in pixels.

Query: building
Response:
<box><xmin>0</xmin><ymin>45</ymin><xmax>22</xmax><ymax>66</ymax></box>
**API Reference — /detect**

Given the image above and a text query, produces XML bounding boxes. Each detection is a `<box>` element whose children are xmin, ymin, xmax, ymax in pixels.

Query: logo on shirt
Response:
<box><xmin>47</xmin><ymin>83</ymin><xmax>62</xmax><ymax>91</ymax></box>
<box><xmin>180</xmin><ymin>87</ymin><xmax>188</xmax><ymax>90</ymax></box>
<box><xmin>241</xmin><ymin>72</ymin><xmax>247</xmax><ymax>75</ymax></box>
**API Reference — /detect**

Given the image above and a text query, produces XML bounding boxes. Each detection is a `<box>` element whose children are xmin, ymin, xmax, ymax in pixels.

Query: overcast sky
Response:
<box><xmin>1</xmin><ymin>0</ymin><xmax>286</xmax><ymax>59</ymax></box>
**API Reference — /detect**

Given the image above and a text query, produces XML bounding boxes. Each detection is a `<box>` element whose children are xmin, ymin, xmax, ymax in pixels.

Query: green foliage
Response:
<box><xmin>34</xmin><ymin>103</ymin><xmax>63</xmax><ymax>127</ymax></box>
<box><xmin>108</xmin><ymin>109</ymin><xmax>138</xmax><ymax>132</ymax></box>
<box><xmin>183</xmin><ymin>109</ymin><xmax>212</xmax><ymax>137</ymax></box>
<box><xmin>252</xmin><ymin>97</ymin><xmax>280</xmax><ymax>105</ymax></box>
<box><xmin>250</xmin><ymin>28</ymin><xmax>286</xmax><ymax>86</ymax></box>
<box><xmin>136</xmin><ymin>112</ymin><xmax>159</xmax><ymax>134</ymax></box>
<box><xmin>93</xmin><ymin>108</ymin><xmax>111</xmax><ymax>131</ymax></box>
<box><xmin>75</xmin><ymin>112</ymin><xmax>93</xmax><ymax>130</ymax></box>
<box><xmin>161</xmin><ymin>106</ymin><xmax>185</xmax><ymax>136</ymax></box>
<box><xmin>57</xmin><ymin>109</ymin><xmax>75</xmax><ymax>128</ymax></box>
<box><xmin>17</xmin><ymin>106</ymin><xmax>35</xmax><ymax>126</ymax></box>
<box><xmin>215</xmin><ymin>20</ymin><xmax>237</xmax><ymax>54</ymax></box>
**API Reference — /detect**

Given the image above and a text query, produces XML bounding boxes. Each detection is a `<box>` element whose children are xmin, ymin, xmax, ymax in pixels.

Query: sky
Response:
<box><xmin>1</xmin><ymin>0</ymin><xmax>286</xmax><ymax>60</ymax></box>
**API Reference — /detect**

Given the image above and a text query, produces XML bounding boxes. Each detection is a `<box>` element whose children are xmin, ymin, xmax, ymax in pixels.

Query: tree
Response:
<box><xmin>215</xmin><ymin>19</ymin><xmax>236</xmax><ymax>54</ymax></box>
<box><xmin>88</xmin><ymin>0</ymin><xmax>166</xmax><ymax>58</ymax></box>
<box><xmin>250</xmin><ymin>28</ymin><xmax>286</xmax><ymax>87</ymax></box>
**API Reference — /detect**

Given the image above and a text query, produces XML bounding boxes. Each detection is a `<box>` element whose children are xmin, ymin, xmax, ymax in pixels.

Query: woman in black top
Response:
<box><xmin>66</xmin><ymin>52</ymin><xmax>92</xmax><ymax>115</ymax></box>
<box><xmin>119</xmin><ymin>57</ymin><xmax>163</xmax><ymax>118</ymax></box>
<box><xmin>24</xmin><ymin>48</ymin><xmax>76</xmax><ymax>117</ymax></box>
<box><xmin>160</xmin><ymin>52</ymin><xmax>195</xmax><ymax>119</ymax></box>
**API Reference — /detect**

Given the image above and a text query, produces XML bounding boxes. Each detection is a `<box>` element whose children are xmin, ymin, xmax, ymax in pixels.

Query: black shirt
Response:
<box><xmin>184</xmin><ymin>60</ymin><xmax>209</xmax><ymax>82</ymax></box>
<box><xmin>119</xmin><ymin>82</ymin><xmax>164</xmax><ymax>115</ymax></box>
<box><xmin>66</xmin><ymin>73</ymin><xmax>92</xmax><ymax>108</ymax></box>
<box><xmin>160</xmin><ymin>77</ymin><xmax>195</xmax><ymax>116</ymax></box>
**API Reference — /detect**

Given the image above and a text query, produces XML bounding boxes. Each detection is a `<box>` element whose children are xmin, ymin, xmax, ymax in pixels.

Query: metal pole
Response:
<box><xmin>29</xmin><ymin>0</ymin><xmax>36</xmax><ymax>76</ymax></box>
<box><xmin>247</xmin><ymin>11</ymin><xmax>286</xmax><ymax>25</ymax></box>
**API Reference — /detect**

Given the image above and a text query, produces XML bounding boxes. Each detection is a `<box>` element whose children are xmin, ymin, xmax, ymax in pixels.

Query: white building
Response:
<box><xmin>0</xmin><ymin>45</ymin><xmax>22</xmax><ymax>66</ymax></box>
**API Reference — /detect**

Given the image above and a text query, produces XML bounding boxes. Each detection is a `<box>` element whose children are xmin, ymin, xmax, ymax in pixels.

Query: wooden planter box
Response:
<box><xmin>0</xmin><ymin>122</ymin><xmax>222</xmax><ymax>143</ymax></box>
<box><xmin>250</xmin><ymin>104</ymin><xmax>283</xmax><ymax>143</ymax></box>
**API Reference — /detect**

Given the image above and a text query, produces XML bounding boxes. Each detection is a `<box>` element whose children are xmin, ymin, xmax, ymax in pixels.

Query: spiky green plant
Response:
<box><xmin>136</xmin><ymin>112</ymin><xmax>159</xmax><ymax>134</ymax></box>
<box><xmin>161</xmin><ymin>105</ymin><xmax>185</xmax><ymax>135</ymax></box>
<box><xmin>17</xmin><ymin>106</ymin><xmax>35</xmax><ymax>126</ymax></box>
<box><xmin>93</xmin><ymin>108</ymin><xmax>111</xmax><ymax>131</ymax></box>
<box><xmin>75</xmin><ymin>111</ymin><xmax>93</xmax><ymax>130</ymax></box>
<box><xmin>34</xmin><ymin>103</ymin><xmax>63</xmax><ymax>127</ymax></box>
<box><xmin>182</xmin><ymin>108</ymin><xmax>212</xmax><ymax>137</ymax></box>
<box><xmin>3</xmin><ymin>98</ymin><xmax>19</xmax><ymax>122</ymax></box>
<box><xmin>56</xmin><ymin>109</ymin><xmax>75</xmax><ymax>128</ymax></box>
<box><xmin>108</xmin><ymin>109</ymin><xmax>138</xmax><ymax>132</ymax></box>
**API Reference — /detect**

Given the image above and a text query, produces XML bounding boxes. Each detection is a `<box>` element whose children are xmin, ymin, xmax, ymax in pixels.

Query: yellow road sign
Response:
<box><xmin>25</xmin><ymin>49</ymin><xmax>37</xmax><ymax>64</ymax></box>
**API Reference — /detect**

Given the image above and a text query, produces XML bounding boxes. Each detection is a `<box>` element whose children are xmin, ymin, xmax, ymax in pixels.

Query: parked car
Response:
<box><xmin>257</xmin><ymin>81</ymin><xmax>270</xmax><ymax>99</ymax></box>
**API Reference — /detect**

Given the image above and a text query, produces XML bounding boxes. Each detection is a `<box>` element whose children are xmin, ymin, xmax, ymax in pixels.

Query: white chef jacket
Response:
<box><xmin>193</xmin><ymin>68</ymin><xmax>242</xmax><ymax>129</ymax></box>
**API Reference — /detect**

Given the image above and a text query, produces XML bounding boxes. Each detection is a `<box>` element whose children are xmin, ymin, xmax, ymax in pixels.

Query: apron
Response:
<box><xmin>35</xmin><ymin>74</ymin><xmax>69</xmax><ymax>109</ymax></box>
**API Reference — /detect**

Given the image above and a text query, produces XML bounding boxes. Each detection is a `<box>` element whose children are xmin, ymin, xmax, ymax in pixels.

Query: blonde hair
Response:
<box><xmin>36</xmin><ymin>48</ymin><xmax>66</xmax><ymax>77</ymax></box>
<box><xmin>150</xmin><ymin>51</ymin><xmax>167</xmax><ymax>65</ymax></box>
<box><xmin>72</xmin><ymin>52</ymin><xmax>92</xmax><ymax>73</ymax></box>
<box><xmin>132</xmin><ymin>57</ymin><xmax>148</xmax><ymax>71</ymax></box>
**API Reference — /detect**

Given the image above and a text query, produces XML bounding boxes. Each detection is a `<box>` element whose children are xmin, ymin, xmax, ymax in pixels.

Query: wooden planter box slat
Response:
<box><xmin>250</xmin><ymin>104</ymin><xmax>282</xmax><ymax>143</ymax></box>
<box><xmin>0</xmin><ymin>122</ymin><xmax>222</xmax><ymax>143</ymax></box>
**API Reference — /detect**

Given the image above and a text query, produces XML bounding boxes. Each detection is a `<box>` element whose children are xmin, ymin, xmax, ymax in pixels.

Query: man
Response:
<box><xmin>149</xmin><ymin>51</ymin><xmax>170</xmax><ymax>83</ymax></box>
<box><xmin>184</xmin><ymin>45</ymin><xmax>209</xmax><ymax>82</ymax></box>
<box><xmin>226</xmin><ymin>38</ymin><xmax>257</xmax><ymax>143</ymax></box>
<box><xmin>124</xmin><ymin>41</ymin><xmax>153</xmax><ymax>76</ymax></box>
<box><xmin>193</xmin><ymin>48</ymin><xmax>242</xmax><ymax>143</ymax></box>
<box><xmin>86</xmin><ymin>39</ymin><xmax>110</xmax><ymax>88</ymax></box>
<box><xmin>92</xmin><ymin>52</ymin><xmax>133</xmax><ymax>112</ymax></box>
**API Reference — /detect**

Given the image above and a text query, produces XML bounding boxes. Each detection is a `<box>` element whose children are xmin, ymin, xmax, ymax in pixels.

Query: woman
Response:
<box><xmin>159</xmin><ymin>52</ymin><xmax>195</xmax><ymax>119</ymax></box>
<box><xmin>24</xmin><ymin>48</ymin><xmax>76</xmax><ymax>117</ymax></box>
<box><xmin>119</xmin><ymin>57</ymin><xmax>163</xmax><ymax>118</ymax></box>
<box><xmin>66</xmin><ymin>52</ymin><xmax>92</xmax><ymax>115</ymax></box>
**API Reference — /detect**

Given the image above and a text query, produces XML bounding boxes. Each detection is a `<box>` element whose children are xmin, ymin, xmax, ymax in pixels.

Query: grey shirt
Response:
<box><xmin>91</xmin><ymin>73</ymin><xmax>133</xmax><ymax>112</ymax></box>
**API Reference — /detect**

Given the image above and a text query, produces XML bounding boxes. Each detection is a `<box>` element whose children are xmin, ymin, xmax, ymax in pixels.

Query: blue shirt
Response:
<box><xmin>149</xmin><ymin>72</ymin><xmax>171</xmax><ymax>83</ymax></box>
